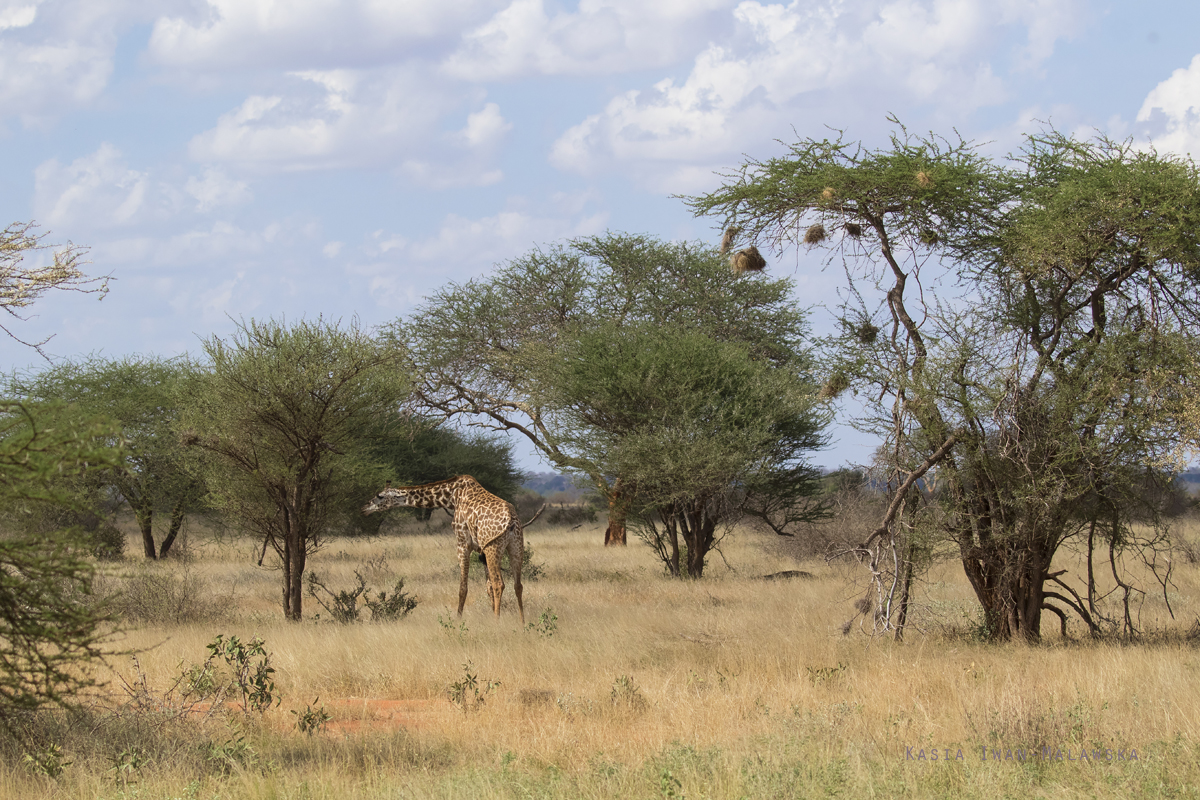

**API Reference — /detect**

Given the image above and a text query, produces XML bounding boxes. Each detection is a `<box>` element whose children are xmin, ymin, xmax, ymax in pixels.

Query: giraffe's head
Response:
<box><xmin>362</xmin><ymin>486</ymin><xmax>411</xmax><ymax>515</ymax></box>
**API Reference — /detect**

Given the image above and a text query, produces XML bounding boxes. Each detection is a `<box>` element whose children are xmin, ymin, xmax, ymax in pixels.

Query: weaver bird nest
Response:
<box><xmin>818</xmin><ymin>371</ymin><xmax>851</xmax><ymax>400</ymax></box>
<box><xmin>729</xmin><ymin>245</ymin><xmax>767</xmax><ymax>274</ymax></box>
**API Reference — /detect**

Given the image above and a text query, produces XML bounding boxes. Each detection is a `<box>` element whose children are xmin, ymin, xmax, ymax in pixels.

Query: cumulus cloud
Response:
<box><xmin>146</xmin><ymin>0</ymin><xmax>494</xmax><ymax>72</ymax></box>
<box><xmin>548</xmin><ymin>0</ymin><xmax>1081</xmax><ymax>191</ymax></box>
<box><xmin>0</xmin><ymin>0</ymin><xmax>181</xmax><ymax>125</ymax></box>
<box><xmin>1137</xmin><ymin>54</ymin><xmax>1200</xmax><ymax>157</ymax></box>
<box><xmin>188</xmin><ymin>67</ymin><xmax>461</xmax><ymax>171</ymax></box>
<box><xmin>34</xmin><ymin>143</ymin><xmax>151</xmax><ymax>228</ymax></box>
<box><xmin>0</xmin><ymin>39</ymin><xmax>114</xmax><ymax>124</ymax></box>
<box><xmin>456</xmin><ymin>102</ymin><xmax>512</xmax><ymax>148</ymax></box>
<box><xmin>443</xmin><ymin>0</ymin><xmax>733</xmax><ymax>80</ymax></box>
<box><xmin>0</xmin><ymin>2</ymin><xmax>38</xmax><ymax>30</ymax></box>
<box><xmin>185</xmin><ymin>167</ymin><xmax>252</xmax><ymax>212</ymax></box>
<box><xmin>347</xmin><ymin>203</ymin><xmax>609</xmax><ymax>308</ymax></box>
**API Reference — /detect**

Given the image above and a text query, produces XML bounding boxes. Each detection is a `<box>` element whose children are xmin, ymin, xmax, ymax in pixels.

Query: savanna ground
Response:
<box><xmin>5</xmin><ymin>509</ymin><xmax>1200</xmax><ymax>800</ymax></box>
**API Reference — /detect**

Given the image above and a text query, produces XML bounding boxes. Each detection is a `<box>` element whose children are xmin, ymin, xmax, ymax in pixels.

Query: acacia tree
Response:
<box><xmin>689</xmin><ymin>125</ymin><xmax>1200</xmax><ymax>641</ymax></box>
<box><xmin>0</xmin><ymin>404</ymin><xmax>121</xmax><ymax>729</ymax></box>
<box><xmin>179</xmin><ymin>318</ymin><xmax>409</xmax><ymax>621</ymax></box>
<box><xmin>11</xmin><ymin>355</ymin><xmax>202</xmax><ymax>559</ymax></box>
<box><xmin>0</xmin><ymin>222</ymin><xmax>117</xmax><ymax>728</ymax></box>
<box><xmin>554</xmin><ymin>322</ymin><xmax>827</xmax><ymax>577</ymax></box>
<box><xmin>394</xmin><ymin>233</ymin><xmax>808</xmax><ymax>545</ymax></box>
<box><xmin>0</xmin><ymin>222</ymin><xmax>108</xmax><ymax>354</ymax></box>
<box><xmin>369</xmin><ymin>417</ymin><xmax>523</xmax><ymax>508</ymax></box>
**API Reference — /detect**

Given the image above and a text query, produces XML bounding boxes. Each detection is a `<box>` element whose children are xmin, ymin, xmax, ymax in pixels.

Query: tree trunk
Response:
<box><xmin>158</xmin><ymin>498</ymin><xmax>187</xmax><ymax>558</ymax></box>
<box><xmin>894</xmin><ymin>557</ymin><xmax>914</xmax><ymax>642</ymax></box>
<box><xmin>134</xmin><ymin>504</ymin><xmax>157</xmax><ymax>559</ymax></box>
<box><xmin>679</xmin><ymin>500</ymin><xmax>717</xmax><ymax>579</ymax></box>
<box><xmin>960</xmin><ymin>538</ymin><xmax>1051</xmax><ymax>642</ymax></box>
<box><xmin>282</xmin><ymin>528</ymin><xmax>306</xmax><ymax>621</ymax></box>
<box><xmin>665</xmin><ymin>515</ymin><xmax>681</xmax><ymax>577</ymax></box>
<box><xmin>604</xmin><ymin>481</ymin><xmax>628</xmax><ymax>546</ymax></box>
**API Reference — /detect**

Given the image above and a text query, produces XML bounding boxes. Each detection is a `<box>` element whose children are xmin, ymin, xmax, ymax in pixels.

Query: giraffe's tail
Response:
<box><xmin>523</xmin><ymin>503</ymin><xmax>548</xmax><ymax>528</ymax></box>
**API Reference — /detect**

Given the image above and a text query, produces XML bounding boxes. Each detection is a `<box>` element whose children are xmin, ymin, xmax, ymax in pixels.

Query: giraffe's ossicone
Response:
<box><xmin>362</xmin><ymin>475</ymin><xmax>525</xmax><ymax>623</ymax></box>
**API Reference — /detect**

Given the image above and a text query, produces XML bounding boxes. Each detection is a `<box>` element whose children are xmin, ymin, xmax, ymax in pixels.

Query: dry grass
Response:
<box><xmin>3</xmin><ymin>514</ymin><xmax>1199</xmax><ymax>798</ymax></box>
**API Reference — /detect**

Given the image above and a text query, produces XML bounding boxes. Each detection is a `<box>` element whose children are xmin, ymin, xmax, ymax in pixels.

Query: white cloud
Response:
<box><xmin>349</xmin><ymin>204</ymin><xmax>609</xmax><ymax>308</ymax></box>
<box><xmin>34</xmin><ymin>143</ymin><xmax>150</xmax><ymax>228</ymax></box>
<box><xmin>0</xmin><ymin>2</ymin><xmax>38</xmax><ymax>30</ymax></box>
<box><xmin>188</xmin><ymin>67</ymin><xmax>459</xmax><ymax>171</ymax></box>
<box><xmin>548</xmin><ymin>0</ymin><xmax>1080</xmax><ymax>190</ymax></box>
<box><xmin>185</xmin><ymin>167</ymin><xmax>252</xmax><ymax>212</ymax></box>
<box><xmin>457</xmin><ymin>102</ymin><xmax>512</xmax><ymax>148</ymax></box>
<box><xmin>1137</xmin><ymin>54</ymin><xmax>1200</xmax><ymax>157</ymax></box>
<box><xmin>0</xmin><ymin>0</ymin><xmax>180</xmax><ymax>125</ymax></box>
<box><xmin>443</xmin><ymin>0</ymin><xmax>733</xmax><ymax>80</ymax></box>
<box><xmin>0</xmin><ymin>39</ymin><xmax>114</xmax><ymax>124</ymax></box>
<box><xmin>146</xmin><ymin>0</ymin><xmax>495</xmax><ymax>72</ymax></box>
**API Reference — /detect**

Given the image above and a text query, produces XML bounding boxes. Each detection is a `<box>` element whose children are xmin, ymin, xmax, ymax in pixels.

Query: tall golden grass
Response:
<box><xmin>3</xmin><ymin>513</ymin><xmax>1199</xmax><ymax>798</ymax></box>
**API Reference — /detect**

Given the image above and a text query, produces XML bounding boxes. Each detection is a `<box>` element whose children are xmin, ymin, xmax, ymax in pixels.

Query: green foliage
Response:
<box><xmin>437</xmin><ymin>613</ymin><xmax>469</xmax><ymax>639</ymax></box>
<box><xmin>291</xmin><ymin>698</ymin><xmax>331</xmax><ymax>736</ymax></box>
<box><xmin>684</xmin><ymin>116</ymin><xmax>1009</xmax><ymax>258</ymax></box>
<box><xmin>690</xmin><ymin>122</ymin><xmax>1200</xmax><ymax>639</ymax></box>
<box><xmin>446</xmin><ymin>661</ymin><xmax>499</xmax><ymax>711</ymax></box>
<box><xmin>204</xmin><ymin>725</ymin><xmax>260</xmax><ymax>773</ymax></box>
<box><xmin>22</xmin><ymin>741</ymin><xmax>71</xmax><ymax>778</ymax></box>
<box><xmin>368</xmin><ymin>416</ymin><xmax>524</xmax><ymax>510</ymax></box>
<box><xmin>555</xmin><ymin>322</ymin><xmax>826</xmax><ymax>576</ymax></box>
<box><xmin>525</xmin><ymin>606</ymin><xmax>558</xmax><ymax>637</ymax></box>
<box><xmin>306</xmin><ymin>570</ymin><xmax>419</xmax><ymax>622</ymax></box>
<box><xmin>0</xmin><ymin>401</ymin><xmax>122</xmax><ymax>728</ymax></box>
<box><xmin>205</xmin><ymin>635</ymin><xmax>278</xmax><ymax>715</ymax></box>
<box><xmin>178</xmin><ymin>317</ymin><xmax>410</xmax><ymax>620</ymax></box>
<box><xmin>609</xmin><ymin>674</ymin><xmax>647</xmax><ymax>710</ymax></box>
<box><xmin>365</xmin><ymin>577</ymin><xmax>419</xmax><ymax>621</ymax></box>
<box><xmin>9</xmin><ymin>355</ymin><xmax>204</xmax><ymax>560</ymax></box>
<box><xmin>397</xmin><ymin>232</ymin><xmax>822</xmax><ymax>538</ymax></box>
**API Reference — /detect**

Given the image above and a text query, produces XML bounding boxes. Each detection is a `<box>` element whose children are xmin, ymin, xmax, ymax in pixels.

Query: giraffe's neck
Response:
<box><xmin>404</xmin><ymin>477</ymin><xmax>473</xmax><ymax>509</ymax></box>
<box><xmin>406</xmin><ymin>487</ymin><xmax>454</xmax><ymax>509</ymax></box>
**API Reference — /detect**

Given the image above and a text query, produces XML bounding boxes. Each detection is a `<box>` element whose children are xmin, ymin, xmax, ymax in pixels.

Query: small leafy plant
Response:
<box><xmin>291</xmin><ymin>697</ymin><xmax>332</xmax><ymax>735</ymax></box>
<box><xmin>206</xmin><ymin>634</ymin><xmax>278</xmax><ymax>714</ymax></box>
<box><xmin>610</xmin><ymin>674</ymin><xmax>647</xmax><ymax>710</ymax></box>
<box><xmin>22</xmin><ymin>743</ymin><xmax>71</xmax><ymax>778</ymax></box>
<box><xmin>307</xmin><ymin>570</ymin><xmax>419</xmax><ymax>622</ymax></box>
<box><xmin>525</xmin><ymin>606</ymin><xmax>558</xmax><ymax>637</ymax></box>
<box><xmin>447</xmin><ymin>660</ymin><xmax>500</xmax><ymax>711</ymax></box>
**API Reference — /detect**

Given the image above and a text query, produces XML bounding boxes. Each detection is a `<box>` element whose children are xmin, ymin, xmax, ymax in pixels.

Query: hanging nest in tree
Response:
<box><xmin>719</xmin><ymin>226</ymin><xmax>739</xmax><ymax>254</ymax></box>
<box><xmin>843</xmin><ymin>222</ymin><xmax>862</xmax><ymax>238</ymax></box>
<box><xmin>919</xmin><ymin>229</ymin><xmax>939</xmax><ymax>246</ymax></box>
<box><xmin>729</xmin><ymin>245</ymin><xmax>767</xmax><ymax>274</ymax></box>
<box><xmin>821</xmin><ymin>187</ymin><xmax>836</xmax><ymax>201</ymax></box>
<box><xmin>818</xmin><ymin>371</ymin><xmax>851</xmax><ymax>400</ymax></box>
<box><xmin>854</xmin><ymin>322</ymin><xmax>879</xmax><ymax>344</ymax></box>
<box><xmin>916</xmin><ymin>171</ymin><xmax>932</xmax><ymax>187</ymax></box>
<box><xmin>804</xmin><ymin>224</ymin><xmax>827</xmax><ymax>245</ymax></box>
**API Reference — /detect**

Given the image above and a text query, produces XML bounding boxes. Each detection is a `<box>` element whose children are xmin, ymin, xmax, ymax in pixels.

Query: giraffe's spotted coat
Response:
<box><xmin>362</xmin><ymin>475</ymin><xmax>525</xmax><ymax>623</ymax></box>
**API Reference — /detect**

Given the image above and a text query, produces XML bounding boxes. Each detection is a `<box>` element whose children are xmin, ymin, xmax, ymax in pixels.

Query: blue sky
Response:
<box><xmin>3</xmin><ymin>0</ymin><xmax>1200</xmax><ymax>471</ymax></box>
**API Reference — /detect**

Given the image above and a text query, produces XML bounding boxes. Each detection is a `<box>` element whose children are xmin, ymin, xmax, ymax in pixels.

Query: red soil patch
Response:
<box><xmin>319</xmin><ymin>698</ymin><xmax>451</xmax><ymax>734</ymax></box>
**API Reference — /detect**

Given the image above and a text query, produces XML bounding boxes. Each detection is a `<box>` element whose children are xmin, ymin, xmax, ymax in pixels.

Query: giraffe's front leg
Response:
<box><xmin>456</xmin><ymin>544</ymin><xmax>471</xmax><ymax>618</ymax></box>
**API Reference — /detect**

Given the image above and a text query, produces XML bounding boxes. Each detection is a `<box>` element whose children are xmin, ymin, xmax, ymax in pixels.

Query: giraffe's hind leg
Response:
<box><xmin>510</xmin><ymin>526</ymin><xmax>525</xmax><ymax>625</ymax></box>
<box><xmin>482</xmin><ymin>540</ymin><xmax>505</xmax><ymax>618</ymax></box>
<box><xmin>456</xmin><ymin>546</ymin><xmax>471</xmax><ymax>618</ymax></box>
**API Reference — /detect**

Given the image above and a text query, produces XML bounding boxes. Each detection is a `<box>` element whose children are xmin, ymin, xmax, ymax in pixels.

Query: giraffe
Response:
<box><xmin>362</xmin><ymin>475</ymin><xmax>525</xmax><ymax>623</ymax></box>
